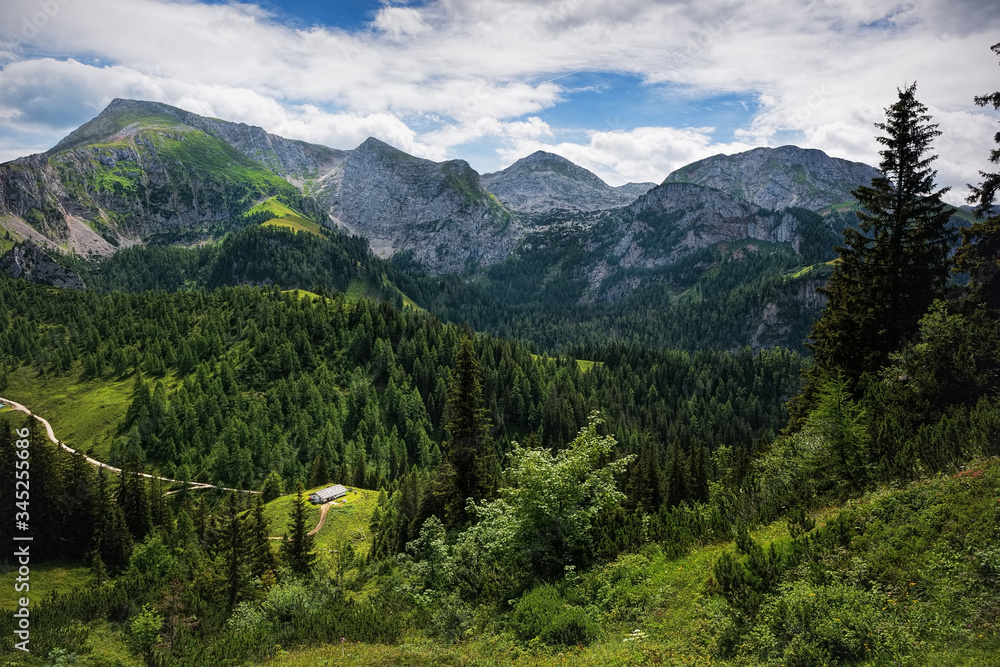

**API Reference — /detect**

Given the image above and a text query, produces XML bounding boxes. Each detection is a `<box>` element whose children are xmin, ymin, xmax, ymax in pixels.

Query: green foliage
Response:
<box><xmin>733</xmin><ymin>580</ymin><xmax>914</xmax><ymax>665</ymax></box>
<box><xmin>715</xmin><ymin>457</ymin><xmax>1000</xmax><ymax>665</ymax></box>
<box><xmin>509</xmin><ymin>584</ymin><xmax>598</xmax><ymax>646</ymax></box>
<box><xmin>864</xmin><ymin>302</ymin><xmax>1000</xmax><ymax>477</ymax></box>
<box><xmin>466</xmin><ymin>413</ymin><xmax>633</xmax><ymax>580</ymax></box>
<box><xmin>126</xmin><ymin>604</ymin><xmax>163</xmax><ymax>659</ymax></box>
<box><xmin>261</xmin><ymin>469</ymin><xmax>284</xmax><ymax>502</ymax></box>
<box><xmin>440</xmin><ymin>335</ymin><xmax>497</xmax><ymax>528</ymax></box>
<box><xmin>125</xmin><ymin>533</ymin><xmax>179</xmax><ymax>583</ymax></box>
<box><xmin>281</xmin><ymin>482</ymin><xmax>316</xmax><ymax>574</ymax></box>
<box><xmin>957</xmin><ymin>41</ymin><xmax>1000</xmax><ymax>312</ymax></box>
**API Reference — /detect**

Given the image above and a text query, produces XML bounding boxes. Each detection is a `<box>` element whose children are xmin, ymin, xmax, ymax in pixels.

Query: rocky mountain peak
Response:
<box><xmin>663</xmin><ymin>145</ymin><xmax>879</xmax><ymax>212</ymax></box>
<box><xmin>482</xmin><ymin>151</ymin><xmax>655</xmax><ymax>214</ymax></box>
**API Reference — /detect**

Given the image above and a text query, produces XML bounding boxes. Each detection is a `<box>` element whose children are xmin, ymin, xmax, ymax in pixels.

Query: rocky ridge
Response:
<box><xmin>663</xmin><ymin>145</ymin><xmax>879</xmax><ymax>212</ymax></box>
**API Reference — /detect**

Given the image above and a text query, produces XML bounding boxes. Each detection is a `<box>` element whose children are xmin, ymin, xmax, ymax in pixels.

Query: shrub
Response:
<box><xmin>509</xmin><ymin>584</ymin><xmax>599</xmax><ymax>646</ymax></box>
<box><xmin>539</xmin><ymin>606</ymin><xmax>599</xmax><ymax>646</ymax></box>
<box><xmin>739</xmin><ymin>581</ymin><xmax>914</xmax><ymax>665</ymax></box>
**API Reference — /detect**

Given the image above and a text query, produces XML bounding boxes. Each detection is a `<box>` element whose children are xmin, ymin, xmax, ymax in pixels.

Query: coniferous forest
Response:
<box><xmin>2</xmin><ymin>44</ymin><xmax>1000</xmax><ymax>667</ymax></box>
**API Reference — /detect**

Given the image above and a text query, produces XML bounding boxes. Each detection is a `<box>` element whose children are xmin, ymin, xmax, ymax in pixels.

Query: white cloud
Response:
<box><xmin>372</xmin><ymin>7</ymin><xmax>428</xmax><ymax>37</ymax></box>
<box><xmin>497</xmin><ymin>126</ymin><xmax>760</xmax><ymax>185</ymax></box>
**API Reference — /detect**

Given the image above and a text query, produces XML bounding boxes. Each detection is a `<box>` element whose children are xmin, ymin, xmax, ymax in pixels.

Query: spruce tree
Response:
<box><xmin>440</xmin><ymin>336</ymin><xmax>497</xmax><ymax>528</ymax></box>
<box><xmin>247</xmin><ymin>493</ymin><xmax>276</xmax><ymax>578</ymax></box>
<box><xmin>117</xmin><ymin>460</ymin><xmax>153</xmax><ymax>542</ymax></box>
<box><xmin>629</xmin><ymin>439</ymin><xmax>665</xmax><ymax>513</ymax></box>
<box><xmin>280</xmin><ymin>481</ymin><xmax>315</xmax><ymax>574</ymax></box>
<box><xmin>956</xmin><ymin>42</ymin><xmax>1000</xmax><ymax>311</ymax></box>
<box><xmin>309</xmin><ymin>452</ymin><xmax>329</xmax><ymax>488</ymax></box>
<box><xmin>664</xmin><ymin>438</ymin><xmax>691</xmax><ymax>508</ymax></box>
<box><xmin>222</xmin><ymin>492</ymin><xmax>246</xmax><ymax>610</ymax></box>
<box><xmin>61</xmin><ymin>450</ymin><xmax>96</xmax><ymax>559</ymax></box>
<box><xmin>798</xmin><ymin>83</ymin><xmax>956</xmax><ymax>414</ymax></box>
<box><xmin>92</xmin><ymin>468</ymin><xmax>133</xmax><ymax>574</ymax></box>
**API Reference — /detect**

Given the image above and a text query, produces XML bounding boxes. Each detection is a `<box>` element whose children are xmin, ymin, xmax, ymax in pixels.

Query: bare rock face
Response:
<box><xmin>323</xmin><ymin>138</ymin><xmax>519</xmax><ymax>274</ymax></box>
<box><xmin>0</xmin><ymin>240</ymin><xmax>85</xmax><ymax>290</ymax></box>
<box><xmin>482</xmin><ymin>151</ymin><xmax>655</xmax><ymax>214</ymax></box>
<box><xmin>605</xmin><ymin>182</ymin><xmax>808</xmax><ymax>271</ymax></box>
<box><xmin>663</xmin><ymin>145</ymin><xmax>879</xmax><ymax>212</ymax></box>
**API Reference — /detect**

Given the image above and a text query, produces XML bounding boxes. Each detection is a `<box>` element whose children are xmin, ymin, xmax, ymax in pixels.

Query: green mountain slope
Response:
<box><xmin>0</xmin><ymin>99</ymin><xmax>308</xmax><ymax>254</ymax></box>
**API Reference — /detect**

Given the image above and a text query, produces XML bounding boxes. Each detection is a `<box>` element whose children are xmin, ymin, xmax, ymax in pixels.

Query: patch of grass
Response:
<box><xmin>0</xmin><ymin>561</ymin><xmax>93</xmax><ymax>611</ymax></box>
<box><xmin>251</xmin><ymin>197</ymin><xmax>326</xmax><ymax>238</ymax></box>
<box><xmin>788</xmin><ymin>264</ymin><xmax>817</xmax><ymax>279</ymax></box>
<box><xmin>345</xmin><ymin>278</ymin><xmax>383</xmax><ymax>303</ymax></box>
<box><xmin>263</xmin><ymin>486</ymin><xmax>378</xmax><ymax>557</ymax></box>
<box><xmin>2</xmin><ymin>365</ymin><xmax>135</xmax><ymax>460</ymax></box>
<box><xmin>266</xmin><ymin>514</ymin><xmax>803</xmax><ymax>666</ymax></box>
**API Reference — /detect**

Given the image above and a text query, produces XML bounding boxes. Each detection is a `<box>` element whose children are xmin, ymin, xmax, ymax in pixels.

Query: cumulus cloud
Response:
<box><xmin>497</xmin><ymin>125</ymin><xmax>760</xmax><ymax>185</ymax></box>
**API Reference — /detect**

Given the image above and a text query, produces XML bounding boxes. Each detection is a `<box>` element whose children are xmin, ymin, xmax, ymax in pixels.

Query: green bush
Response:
<box><xmin>738</xmin><ymin>580</ymin><xmax>914</xmax><ymax>665</ymax></box>
<box><xmin>510</xmin><ymin>585</ymin><xmax>564</xmax><ymax>642</ymax></box>
<box><xmin>509</xmin><ymin>584</ymin><xmax>599</xmax><ymax>646</ymax></box>
<box><xmin>538</xmin><ymin>605</ymin><xmax>599</xmax><ymax>646</ymax></box>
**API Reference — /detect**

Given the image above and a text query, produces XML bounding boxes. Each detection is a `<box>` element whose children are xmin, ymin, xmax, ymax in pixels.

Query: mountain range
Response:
<box><xmin>0</xmin><ymin>98</ymin><xmax>894</xmax><ymax>351</ymax></box>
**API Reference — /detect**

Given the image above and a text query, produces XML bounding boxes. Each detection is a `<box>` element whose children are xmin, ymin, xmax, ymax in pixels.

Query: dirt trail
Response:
<box><xmin>308</xmin><ymin>501</ymin><xmax>334</xmax><ymax>536</ymax></box>
<box><xmin>267</xmin><ymin>500</ymin><xmax>337</xmax><ymax>540</ymax></box>
<box><xmin>0</xmin><ymin>396</ymin><xmax>258</xmax><ymax>494</ymax></box>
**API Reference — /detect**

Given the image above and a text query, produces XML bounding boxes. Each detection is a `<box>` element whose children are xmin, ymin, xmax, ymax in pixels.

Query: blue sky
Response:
<box><xmin>217</xmin><ymin>0</ymin><xmax>389</xmax><ymax>30</ymax></box>
<box><xmin>0</xmin><ymin>0</ymin><xmax>997</xmax><ymax>198</ymax></box>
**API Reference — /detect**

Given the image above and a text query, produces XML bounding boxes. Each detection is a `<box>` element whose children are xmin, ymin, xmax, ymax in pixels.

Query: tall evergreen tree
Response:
<box><xmin>280</xmin><ymin>481</ymin><xmax>315</xmax><ymax>574</ymax></box>
<box><xmin>27</xmin><ymin>416</ymin><xmax>63</xmax><ymax>558</ymax></box>
<box><xmin>61</xmin><ymin>450</ymin><xmax>97</xmax><ymax>559</ymax></box>
<box><xmin>664</xmin><ymin>438</ymin><xmax>691</xmax><ymax>508</ymax></box>
<box><xmin>0</xmin><ymin>420</ymin><xmax>15</xmax><ymax>561</ymax></box>
<box><xmin>957</xmin><ymin>42</ymin><xmax>1000</xmax><ymax>312</ymax></box>
<box><xmin>796</xmin><ymin>83</ymin><xmax>956</xmax><ymax>419</ymax></box>
<box><xmin>92</xmin><ymin>468</ymin><xmax>133</xmax><ymax>574</ymax></box>
<box><xmin>309</xmin><ymin>452</ymin><xmax>330</xmax><ymax>488</ymax></box>
<box><xmin>221</xmin><ymin>492</ymin><xmax>246</xmax><ymax>610</ymax></box>
<box><xmin>247</xmin><ymin>493</ymin><xmax>276</xmax><ymax>579</ymax></box>
<box><xmin>440</xmin><ymin>336</ymin><xmax>497</xmax><ymax>528</ymax></box>
<box><xmin>117</xmin><ymin>460</ymin><xmax>153</xmax><ymax>542</ymax></box>
<box><xmin>628</xmin><ymin>439</ymin><xmax>665</xmax><ymax>513</ymax></box>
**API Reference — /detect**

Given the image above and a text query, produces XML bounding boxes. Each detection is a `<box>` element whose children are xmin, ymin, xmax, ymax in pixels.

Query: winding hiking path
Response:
<box><xmin>0</xmin><ymin>396</ymin><xmax>258</xmax><ymax>494</ymax></box>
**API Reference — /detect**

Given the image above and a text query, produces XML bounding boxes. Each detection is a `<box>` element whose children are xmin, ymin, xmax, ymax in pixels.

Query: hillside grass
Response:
<box><xmin>343</xmin><ymin>276</ymin><xmax>423</xmax><ymax>312</ymax></box>
<box><xmin>0</xmin><ymin>561</ymin><xmax>94</xmax><ymax>612</ymax></box>
<box><xmin>263</xmin><ymin>486</ymin><xmax>378</xmax><ymax>556</ymax></box>
<box><xmin>2</xmin><ymin>365</ymin><xmax>135</xmax><ymax>459</ymax></box>
<box><xmin>3</xmin><ymin>460</ymin><xmax>999</xmax><ymax>665</ymax></box>
<box><xmin>250</xmin><ymin>196</ymin><xmax>326</xmax><ymax>237</ymax></box>
<box><xmin>531</xmin><ymin>353</ymin><xmax>599</xmax><ymax>372</ymax></box>
<box><xmin>265</xmin><ymin>516</ymin><xmax>798</xmax><ymax>666</ymax></box>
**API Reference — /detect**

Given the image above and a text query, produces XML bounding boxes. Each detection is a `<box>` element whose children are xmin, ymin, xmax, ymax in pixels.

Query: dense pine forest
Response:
<box><xmin>2</xmin><ymin>45</ymin><xmax>1000</xmax><ymax>667</ymax></box>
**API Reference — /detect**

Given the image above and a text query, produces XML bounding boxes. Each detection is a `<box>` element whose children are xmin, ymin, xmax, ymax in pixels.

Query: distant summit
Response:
<box><xmin>663</xmin><ymin>145</ymin><xmax>879</xmax><ymax>213</ymax></box>
<box><xmin>482</xmin><ymin>150</ymin><xmax>655</xmax><ymax>214</ymax></box>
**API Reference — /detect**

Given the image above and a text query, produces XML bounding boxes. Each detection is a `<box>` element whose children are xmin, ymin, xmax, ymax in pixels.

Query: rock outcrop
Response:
<box><xmin>321</xmin><ymin>138</ymin><xmax>518</xmax><ymax>273</ymax></box>
<box><xmin>0</xmin><ymin>240</ymin><xmax>85</xmax><ymax>290</ymax></box>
